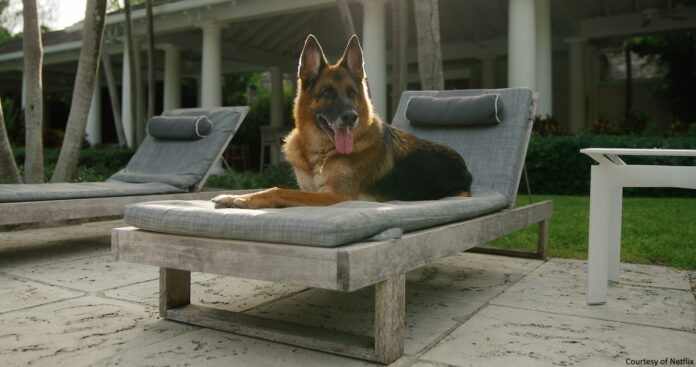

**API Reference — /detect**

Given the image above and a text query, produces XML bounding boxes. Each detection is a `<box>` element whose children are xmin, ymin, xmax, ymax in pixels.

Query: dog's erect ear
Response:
<box><xmin>339</xmin><ymin>35</ymin><xmax>365</xmax><ymax>80</ymax></box>
<box><xmin>299</xmin><ymin>35</ymin><xmax>328</xmax><ymax>84</ymax></box>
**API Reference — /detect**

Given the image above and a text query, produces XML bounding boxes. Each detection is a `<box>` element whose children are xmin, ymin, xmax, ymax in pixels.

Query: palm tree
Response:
<box><xmin>0</xmin><ymin>97</ymin><xmax>22</xmax><ymax>183</ymax></box>
<box><xmin>101</xmin><ymin>39</ymin><xmax>127</xmax><ymax>147</ymax></box>
<box><xmin>50</xmin><ymin>0</ymin><xmax>108</xmax><ymax>183</ymax></box>
<box><xmin>414</xmin><ymin>0</ymin><xmax>444</xmax><ymax>90</ymax></box>
<box><xmin>336</xmin><ymin>0</ymin><xmax>356</xmax><ymax>39</ymax></box>
<box><xmin>391</xmin><ymin>0</ymin><xmax>408</xmax><ymax>113</ymax></box>
<box><xmin>22</xmin><ymin>0</ymin><xmax>44</xmax><ymax>183</ymax></box>
<box><xmin>124</xmin><ymin>0</ymin><xmax>145</xmax><ymax>145</ymax></box>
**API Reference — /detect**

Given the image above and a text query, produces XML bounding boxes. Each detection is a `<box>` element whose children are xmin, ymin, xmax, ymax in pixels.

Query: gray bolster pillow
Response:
<box><xmin>406</xmin><ymin>94</ymin><xmax>504</xmax><ymax>127</ymax></box>
<box><xmin>147</xmin><ymin>116</ymin><xmax>213</xmax><ymax>140</ymax></box>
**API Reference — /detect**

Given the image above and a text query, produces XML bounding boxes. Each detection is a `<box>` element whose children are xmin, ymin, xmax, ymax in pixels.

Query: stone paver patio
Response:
<box><xmin>1</xmin><ymin>220</ymin><xmax>694</xmax><ymax>366</ymax></box>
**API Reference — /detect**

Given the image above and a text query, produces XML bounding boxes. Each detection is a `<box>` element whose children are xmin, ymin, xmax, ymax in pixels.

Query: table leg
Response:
<box><xmin>607</xmin><ymin>186</ymin><xmax>623</xmax><ymax>283</ymax></box>
<box><xmin>587</xmin><ymin>166</ymin><xmax>616</xmax><ymax>305</ymax></box>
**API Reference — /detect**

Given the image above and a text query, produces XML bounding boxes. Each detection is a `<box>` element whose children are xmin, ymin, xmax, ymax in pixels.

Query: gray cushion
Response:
<box><xmin>123</xmin><ymin>186</ymin><xmax>506</xmax><ymax>247</ymax></box>
<box><xmin>147</xmin><ymin>116</ymin><xmax>213</xmax><ymax>140</ymax></box>
<box><xmin>393</xmin><ymin>88</ymin><xmax>535</xmax><ymax>208</ymax></box>
<box><xmin>109</xmin><ymin>107</ymin><xmax>248</xmax><ymax>190</ymax></box>
<box><xmin>0</xmin><ymin>182</ymin><xmax>185</xmax><ymax>203</ymax></box>
<box><xmin>406</xmin><ymin>94</ymin><xmax>503</xmax><ymax>127</ymax></box>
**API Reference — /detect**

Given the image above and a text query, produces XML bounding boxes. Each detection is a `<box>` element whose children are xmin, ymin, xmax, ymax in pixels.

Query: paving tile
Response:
<box><xmin>406</xmin><ymin>252</ymin><xmax>541</xmax><ymax>299</ymax></box>
<box><xmin>0</xmin><ymin>219</ymin><xmax>124</xmax><ymax>271</ymax></box>
<box><xmin>0</xmin><ymin>274</ymin><xmax>83</xmax><ymax>314</ymax></box>
<box><xmin>490</xmin><ymin>258</ymin><xmax>696</xmax><ymax>332</ymax></box>
<box><xmin>104</xmin><ymin>274</ymin><xmax>307</xmax><ymax>311</ymax></box>
<box><xmin>618</xmin><ymin>261</ymin><xmax>691</xmax><ymax>290</ymax></box>
<box><xmin>104</xmin><ymin>327</ymin><xmax>420</xmax><ymax>367</ymax></box>
<box><xmin>422</xmin><ymin>305</ymin><xmax>696</xmax><ymax>367</ymax></box>
<box><xmin>244</xmin><ymin>253</ymin><xmax>541</xmax><ymax>355</ymax></box>
<box><xmin>409</xmin><ymin>360</ymin><xmax>453</xmax><ymax>367</ymax></box>
<box><xmin>0</xmin><ymin>295</ymin><xmax>195</xmax><ymax>367</ymax></box>
<box><xmin>5</xmin><ymin>255</ymin><xmax>159</xmax><ymax>292</ymax></box>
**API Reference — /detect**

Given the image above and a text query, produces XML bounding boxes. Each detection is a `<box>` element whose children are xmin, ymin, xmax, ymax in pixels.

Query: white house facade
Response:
<box><xmin>0</xmin><ymin>0</ymin><xmax>694</xmax><ymax>146</ymax></box>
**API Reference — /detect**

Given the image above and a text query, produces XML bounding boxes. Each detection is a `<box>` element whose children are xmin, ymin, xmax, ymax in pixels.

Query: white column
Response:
<box><xmin>361</xmin><ymin>0</ymin><xmax>387</xmax><ymax>119</ymax></box>
<box><xmin>567</xmin><ymin>37</ymin><xmax>586</xmax><ymax>133</ymax></box>
<box><xmin>270</xmin><ymin>67</ymin><xmax>284</xmax><ymax>128</ymax></box>
<box><xmin>162</xmin><ymin>44</ymin><xmax>181</xmax><ymax>111</ymax></box>
<box><xmin>508</xmin><ymin>0</ymin><xmax>536</xmax><ymax>89</ymax></box>
<box><xmin>535</xmin><ymin>0</ymin><xmax>552</xmax><ymax>117</ymax></box>
<box><xmin>480</xmin><ymin>55</ymin><xmax>496</xmax><ymax>89</ymax></box>
<box><xmin>86</xmin><ymin>77</ymin><xmax>102</xmax><ymax>146</ymax></box>
<box><xmin>121</xmin><ymin>44</ymin><xmax>134</xmax><ymax>148</ymax></box>
<box><xmin>200</xmin><ymin>22</ymin><xmax>225</xmax><ymax>174</ymax></box>
<box><xmin>200</xmin><ymin>22</ymin><xmax>223</xmax><ymax>108</ymax></box>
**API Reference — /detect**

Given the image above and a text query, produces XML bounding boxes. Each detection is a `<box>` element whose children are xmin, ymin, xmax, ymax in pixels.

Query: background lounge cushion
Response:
<box><xmin>406</xmin><ymin>94</ymin><xmax>503</xmax><ymax>127</ymax></box>
<box><xmin>147</xmin><ymin>115</ymin><xmax>213</xmax><ymax>140</ymax></box>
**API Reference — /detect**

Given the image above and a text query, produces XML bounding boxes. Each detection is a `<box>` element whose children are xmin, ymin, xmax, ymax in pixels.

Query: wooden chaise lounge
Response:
<box><xmin>111</xmin><ymin>89</ymin><xmax>552</xmax><ymax>364</ymax></box>
<box><xmin>0</xmin><ymin>107</ymin><xmax>248</xmax><ymax>228</ymax></box>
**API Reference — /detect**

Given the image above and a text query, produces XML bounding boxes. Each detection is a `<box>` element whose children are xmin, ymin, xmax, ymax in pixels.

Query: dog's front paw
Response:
<box><xmin>212</xmin><ymin>194</ymin><xmax>240</xmax><ymax>209</ymax></box>
<box><xmin>212</xmin><ymin>194</ymin><xmax>270</xmax><ymax>209</ymax></box>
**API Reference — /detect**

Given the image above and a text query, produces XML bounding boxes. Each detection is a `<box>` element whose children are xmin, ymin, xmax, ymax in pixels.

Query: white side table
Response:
<box><xmin>581</xmin><ymin>148</ymin><xmax>696</xmax><ymax>305</ymax></box>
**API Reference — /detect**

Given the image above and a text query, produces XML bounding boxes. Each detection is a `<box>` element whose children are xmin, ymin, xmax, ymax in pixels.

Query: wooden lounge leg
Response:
<box><xmin>159</xmin><ymin>267</ymin><xmax>191</xmax><ymax>317</ymax></box>
<box><xmin>374</xmin><ymin>274</ymin><xmax>405</xmax><ymax>364</ymax></box>
<box><xmin>537</xmin><ymin>219</ymin><xmax>549</xmax><ymax>259</ymax></box>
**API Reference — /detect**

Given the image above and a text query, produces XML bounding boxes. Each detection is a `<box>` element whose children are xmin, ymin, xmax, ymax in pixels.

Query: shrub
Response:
<box><xmin>12</xmin><ymin>146</ymin><xmax>134</xmax><ymax>182</ymax></box>
<box><xmin>205</xmin><ymin>165</ymin><xmax>298</xmax><ymax>190</ymax></box>
<box><xmin>523</xmin><ymin>133</ymin><xmax>696</xmax><ymax>196</ymax></box>
<box><xmin>533</xmin><ymin>115</ymin><xmax>567</xmax><ymax>136</ymax></box>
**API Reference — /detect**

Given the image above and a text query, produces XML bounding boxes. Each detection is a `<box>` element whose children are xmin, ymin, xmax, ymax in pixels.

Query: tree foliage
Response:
<box><xmin>627</xmin><ymin>32</ymin><xmax>696</xmax><ymax>126</ymax></box>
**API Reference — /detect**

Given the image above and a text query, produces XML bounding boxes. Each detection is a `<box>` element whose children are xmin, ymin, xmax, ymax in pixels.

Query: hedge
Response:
<box><xmin>523</xmin><ymin>133</ymin><xmax>696</xmax><ymax>197</ymax></box>
<box><xmin>7</xmin><ymin>133</ymin><xmax>695</xmax><ymax>196</ymax></box>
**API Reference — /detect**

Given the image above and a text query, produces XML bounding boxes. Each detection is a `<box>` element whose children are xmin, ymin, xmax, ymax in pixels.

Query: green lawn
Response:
<box><xmin>204</xmin><ymin>168</ymin><xmax>695</xmax><ymax>270</ymax></box>
<box><xmin>490</xmin><ymin>195</ymin><xmax>696</xmax><ymax>270</ymax></box>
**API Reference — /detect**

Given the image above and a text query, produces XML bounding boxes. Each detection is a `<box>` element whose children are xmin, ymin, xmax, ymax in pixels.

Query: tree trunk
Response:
<box><xmin>0</xmin><ymin>97</ymin><xmax>22</xmax><ymax>184</ymax></box>
<box><xmin>124</xmin><ymin>0</ymin><xmax>143</xmax><ymax>146</ymax></box>
<box><xmin>22</xmin><ymin>0</ymin><xmax>44</xmax><ymax>183</ymax></box>
<box><xmin>414</xmin><ymin>0</ymin><xmax>444</xmax><ymax>90</ymax></box>
<box><xmin>146</xmin><ymin>0</ymin><xmax>155</xmax><ymax>121</ymax></box>
<box><xmin>50</xmin><ymin>0</ymin><xmax>107</xmax><ymax>183</ymax></box>
<box><xmin>100</xmin><ymin>40</ymin><xmax>127</xmax><ymax>147</ymax></box>
<box><xmin>336</xmin><ymin>0</ymin><xmax>356</xmax><ymax>39</ymax></box>
<box><xmin>391</xmin><ymin>0</ymin><xmax>408</xmax><ymax>115</ymax></box>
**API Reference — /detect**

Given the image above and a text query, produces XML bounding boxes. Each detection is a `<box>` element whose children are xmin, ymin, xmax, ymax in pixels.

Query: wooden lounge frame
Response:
<box><xmin>112</xmin><ymin>199</ymin><xmax>552</xmax><ymax>364</ymax></box>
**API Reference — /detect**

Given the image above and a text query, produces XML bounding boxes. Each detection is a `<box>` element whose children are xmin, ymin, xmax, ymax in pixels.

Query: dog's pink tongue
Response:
<box><xmin>332</xmin><ymin>127</ymin><xmax>353</xmax><ymax>154</ymax></box>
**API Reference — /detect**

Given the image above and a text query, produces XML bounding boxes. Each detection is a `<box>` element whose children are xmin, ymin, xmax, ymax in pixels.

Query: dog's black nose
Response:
<box><xmin>341</xmin><ymin>110</ymin><xmax>358</xmax><ymax>126</ymax></box>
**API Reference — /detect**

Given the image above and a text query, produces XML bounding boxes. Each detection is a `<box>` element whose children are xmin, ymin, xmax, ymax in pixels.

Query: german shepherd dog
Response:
<box><xmin>212</xmin><ymin>35</ymin><xmax>472</xmax><ymax>209</ymax></box>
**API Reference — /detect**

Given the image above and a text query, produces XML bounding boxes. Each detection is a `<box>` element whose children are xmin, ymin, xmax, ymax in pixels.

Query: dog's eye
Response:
<box><xmin>346</xmin><ymin>87</ymin><xmax>358</xmax><ymax>99</ymax></box>
<box><xmin>319</xmin><ymin>87</ymin><xmax>335</xmax><ymax>99</ymax></box>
